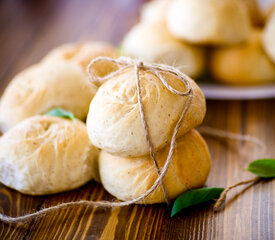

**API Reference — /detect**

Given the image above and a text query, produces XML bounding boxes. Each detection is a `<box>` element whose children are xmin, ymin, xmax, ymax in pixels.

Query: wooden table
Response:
<box><xmin>0</xmin><ymin>0</ymin><xmax>274</xmax><ymax>239</ymax></box>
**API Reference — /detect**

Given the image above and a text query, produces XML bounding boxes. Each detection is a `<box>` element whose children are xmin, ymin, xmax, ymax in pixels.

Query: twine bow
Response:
<box><xmin>87</xmin><ymin>56</ymin><xmax>193</xmax><ymax>97</ymax></box>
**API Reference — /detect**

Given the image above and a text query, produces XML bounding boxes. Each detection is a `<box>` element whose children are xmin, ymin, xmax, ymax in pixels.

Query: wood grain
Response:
<box><xmin>0</xmin><ymin>0</ymin><xmax>274</xmax><ymax>239</ymax></box>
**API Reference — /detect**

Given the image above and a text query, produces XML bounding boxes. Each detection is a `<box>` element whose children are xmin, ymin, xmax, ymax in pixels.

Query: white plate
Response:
<box><xmin>199</xmin><ymin>83</ymin><xmax>275</xmax><ymax>100</ymax></box>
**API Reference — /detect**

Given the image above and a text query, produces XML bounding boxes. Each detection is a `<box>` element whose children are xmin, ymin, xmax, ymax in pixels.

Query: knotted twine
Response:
<box><xmin>0</xmin><ymin>57</ymin><xmax>194</xmax><ymax>223</ymax></box>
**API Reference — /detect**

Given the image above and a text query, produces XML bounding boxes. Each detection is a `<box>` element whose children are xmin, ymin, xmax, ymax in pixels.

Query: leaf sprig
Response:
<box><xmin>44</xmin><ymin>108</ymin><xmax>76</xmax><ymax>120</ymax></box>
<box><xmin>245</xmin><ymin>159</ymin><xmax>275</xmax><ymax>178</ymax></box>
<box><xmin>171</xmin><ymin>187</ymin><xmax>224</xmax><ymax>216</ymax></box>
<box><xmin>171</xmin><ymin>158</ymin><xmax>275</xmax><ymax>216</ymax></box>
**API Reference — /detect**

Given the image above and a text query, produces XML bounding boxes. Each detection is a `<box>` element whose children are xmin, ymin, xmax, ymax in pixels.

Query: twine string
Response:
<box><xmin>0</xmin><ymin>57</ymin><xmax>194</xmax><ymax>223</ymax></box>
<box><xmin>214</xmin><ymin>177</ymin><xmax>260</xmax><ymax>211</ymax></box>
<box><xmin>134</xmin><ymin>62</ymin><xmax>169</xmax><ymax>204</ymax></box>
<box><xmin>197</xmin><ymin>126</ymin><xmax>266</xmax><ymax>155</ymax></box>
<box><xmin>197</xmin><ymin>126</ymin><xmax>266</xmax><ymax>211</ymax></box>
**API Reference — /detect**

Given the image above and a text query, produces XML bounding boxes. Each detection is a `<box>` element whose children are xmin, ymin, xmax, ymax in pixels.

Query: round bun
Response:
<box><xmin>43</xmin><ymin>42</ymin><xmax>118</xmax><ymax>74</ymax></box>
<box><xmin>86</xmin><ymin>67</ymin><xmax>206</xmax><ymax>157</ymax></box>
<box><xmin>0</xmin><ymin>61</ymin><xmax>96</xmax><ymax>131</ymax></box>
<box><xmin>166</xmin><ymin>0</ymin><xmax>251</xmax><ymax>45</ymax></box>
<box><xmin>210</xmin><ymin>29</ymin><xmax>275</xmax><ymax>84</ymax></box>
<box><xmin>140</xmin><ymin>0</ymin><xmax>169</xmax><ymax>24</ymax></box>
<box><xmin>99</xmin><ymin>129</ymin><xmax>211</xmax><ymax>204</ymax></box>
<box><xmin>121</xmin><ymin>22</ymin><xmax>205</xmax><ymax>78</ymax></box>
<box><xmin>263</xmin><ymin>11</ymin><xmax>275</xmax><ymax>63</ymax></box>
<box><xmin>0</xmin><ymin>116</ymin><xmax>99</xmax><ymax>195</ymax></box>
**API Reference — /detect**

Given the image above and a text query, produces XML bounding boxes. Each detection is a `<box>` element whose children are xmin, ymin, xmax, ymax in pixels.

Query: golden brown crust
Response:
<box><xmin>99</xmin><ymin>129</ymin><xmax>211</xmax><ymax>204</ymax></box>
<box><xmin>210</xmin><ymin>29</ymin><xmax>275</xmax><ymax>84</ymax></box>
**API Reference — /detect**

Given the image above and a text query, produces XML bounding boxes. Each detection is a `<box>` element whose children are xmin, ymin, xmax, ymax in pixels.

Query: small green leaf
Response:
<box><xmin>116</xmin><ymin>43</ymin><xmax>123</xmax><ymax>55</ymax></box>
<box><xmin>45</xmin><ymin>108</ymin><xmax>76</xmax><ymax>120</ymax></box>
<box><xmin>171</xmin><ymin>187</ymin><xmax>224</xmax><ymax>217</ymax></box>
<box><xmin>245</xmin><ymin>159</ymin><xmax>275</xmax><ymax>178</ymax></box>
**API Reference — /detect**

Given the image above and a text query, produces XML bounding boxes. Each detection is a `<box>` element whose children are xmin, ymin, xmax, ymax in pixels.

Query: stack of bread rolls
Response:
<box><xmin>0</xmin><ymin>41</ymin><xmax>211</xmax><ymax>204</ymax></box>
<box><xmin>86</xmin><ymin>58</ymin><xmax>211</xmax><ymax>203</ymax></box>
<box><xmin>121</xmin><ymin>0</ymin><xmax>275</xmax><ymax>85</ymax></box>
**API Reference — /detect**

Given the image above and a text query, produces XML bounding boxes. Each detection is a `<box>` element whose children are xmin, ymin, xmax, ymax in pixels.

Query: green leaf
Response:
<box><xmin>116</xmin><ymin>43</ymin><xmax>123</xmax><ymax>55</ymax></box>
<box><xmin>245</xmin><ymin>159</ymin><xmax>275</xmax><ymax>178</ymax></box>
<box><xmin>171</xmin><ymin>187</ymin><xmax>224</xmax><ymax>217</ymax></box>
<box><xmin>44</xmin><ymin>108</ymin><xmax>76</xmax><ymax>120</ymax></box>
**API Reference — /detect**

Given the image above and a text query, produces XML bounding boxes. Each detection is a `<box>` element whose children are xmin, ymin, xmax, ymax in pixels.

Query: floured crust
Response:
<box><xmin>0</xmin><ymin>61</ymin><xmax>96</xmax><ymax>130</ymax></box>
<box><xmin>121</xmin><ymin>22</ymin><xmax>205</xmax><ymax>78</ymax></box>
<box><xmin>140</xmin><ymin>0</ymin><xmax>170</xmax><ymax>24</ymax></box>
<box><xmin>99</xmin><ymin>129</ymin><xmax>211</xmax><ymax>204</ymax></box>
<box><xmin>43</xmin><ymin>41</ymin><xmax>118</xmax><ymax>74</ymax></box>
<box><xmin>166</xmin><ymin>0</ymin><xmax>251</xmax><ymax>45</ymax></box>
<box><xmin>0</xmin><ymin>116</ymin><xmax>99</xmax><ymax>195</ymax></box>
<box><xmin>86</xmin><ymin>67</ymin><xmax>206</xmax><ymax>157</ymax></box>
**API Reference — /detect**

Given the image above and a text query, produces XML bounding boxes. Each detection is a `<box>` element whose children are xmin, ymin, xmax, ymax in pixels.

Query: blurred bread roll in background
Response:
<box><xmin>263</xmin><ymin>10</ymin><xmax>275</xmax><ymax>63</ymax></box>
<box><xmin>241</xmin><ymin>0</ymin><xmax>264</xmax><ymax>25</ymax></box>
<box><xmin>210</xmin><ymin>29</ymin><xmax>275</xmax><ymax>84</ymax></box>
<box><xmin>86</xmin><ymin>66</ymin><xmax>206</xmax><ymax>157</ymax></box>
<box><xmin>242</xmin><ymin>0</ymin><xmax>275</xmax><ymax>25</ymax></box>
<box><xmin>166</xmin><ymin>0</ymin><xmax>251</xmax><ymax>45</ymax></box>
<box><xmin>99</xmin><ymin>130</ymin><xmax>211</xmax><ymax>204</ymax></box>
<box><xmin>140</xmin><ymin>0</ymin><xmax>169</xmax><ymax>23</ymax></box>
<box><xmin>0</xmin><ymin>116</ymin><xmax>99</xmax><ymax>195</ymax></box>
<box><xmin>121</xmin><ymin>22</ymin><xmax>205</xmax><ymax>78</ymax></box>
<box><xmin>43</xmin><ymin>42</ymin><xmax>118</xmax><ymax>70</ymax></box>
<box><xmin>0</xmin><ymin>61</ymin><xmax>96</xmax><ymax>131</ymax></box>
<box><xmin>43</xmin><ymin>42</ymin><xmax>119</xmax><ymax>81</ymax></box>
<box><xmin>257</xmin><ymin>0</ymin><xmax>275</xmax><ymax>21</ymax></box>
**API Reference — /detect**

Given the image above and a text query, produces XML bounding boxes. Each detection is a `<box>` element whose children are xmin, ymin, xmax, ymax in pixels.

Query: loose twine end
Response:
<box><xmin>197</xmin><ymin>126</ymin><xmax>266</xmax><ymax>157</ymax></box>
<box><xmin>196</xmin><ymin>126</ymin><xmax>266</xmax><ymax>212</ymax></box>
<box><xmin>213</xmin><ymin>177</ymin><xmax>260</xmax><ymax>212</ymax></box>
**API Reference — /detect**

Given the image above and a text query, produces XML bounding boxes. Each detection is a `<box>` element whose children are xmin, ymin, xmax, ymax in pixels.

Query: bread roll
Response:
<box><xmin>140</xmin><ymin>0</ymin><xmax>169</xmax><ymax>23</ymax></box>
<box><xmin>0</xmin><ymin>61</ymin><xmax>96</xmax><ymax>131</ymax></box>
<box><xmin>263</xmin><ymin>11</ymin><xmax>275</xmax><ymax>63</ymax></box>
<box><xmin>43</xmin><ymin>42</ymin><xmax>118</xmax><ymax>77</ymax></box>
<box><xmin>99</xmin><ymin>129</ymin><xmax>211</xmax><ymax>204</ymax></box>
<box><xmin>166</xmin><ymin>0</ymin><xmax>251</xmax><ymax>45</ymax></box>
<box><xmin>121</xmin><ymin>22</ymin><xmax>205</xmax><ymax>78</ymax></box>
<box><xmin>210</xmin><ymin>29</ymin><xmax>275</xmax><ymax>84</ymax></box>
<box><xmin>0</xmin><ymin>116</ymin><xmax>99</xmax><ymax>195</ymax></box>
<box><xmin>86</xmin><ymin>67</ymin><xmax>206</xmax><ymax>157</ymax></box>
